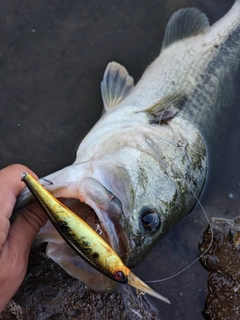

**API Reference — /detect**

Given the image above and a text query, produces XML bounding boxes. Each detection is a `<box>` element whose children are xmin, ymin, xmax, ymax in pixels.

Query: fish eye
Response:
<box><xmin>141</xmin><ymin>209</ymin><xmax>160</xmax><ymax>231</ymax></box>
<box><xmin>114</xmin><ymin>271</ymin><xmax>127</xmax><ymax>283</ymax></box>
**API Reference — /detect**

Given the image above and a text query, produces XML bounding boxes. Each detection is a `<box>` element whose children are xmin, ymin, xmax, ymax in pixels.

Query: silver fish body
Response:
<box><xmin>16</xmin><ymin>1</ymin><xmax>240</xmax><ymax>291</ymax></box>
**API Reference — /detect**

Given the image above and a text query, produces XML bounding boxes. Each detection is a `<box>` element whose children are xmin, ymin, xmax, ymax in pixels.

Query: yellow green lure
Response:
<box><xmin>21</xmin><ymin>172</ymin><xmax>170</xmax><ymax>304</ymax></box>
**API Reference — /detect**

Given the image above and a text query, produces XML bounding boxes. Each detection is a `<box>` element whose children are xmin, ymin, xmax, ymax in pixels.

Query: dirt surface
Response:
<box><xmin>0</xmin><ymin>245</ymin><xmax>158</xmax><ymax>320</ymax></box>
<box><xmin>200</xmin><ymin>218</ymin><xmax>240</xmax><ymax>320</ymax></box>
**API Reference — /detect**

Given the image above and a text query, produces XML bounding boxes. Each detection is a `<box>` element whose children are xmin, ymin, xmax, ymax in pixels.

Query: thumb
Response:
<box><xmin>0</xmin><ymin>164</ymin><xmax>48</xmax><ymax>258</ymax></box>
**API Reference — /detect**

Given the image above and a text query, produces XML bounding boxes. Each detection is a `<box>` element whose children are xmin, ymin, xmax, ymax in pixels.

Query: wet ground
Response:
<box><xmin>0</xmin><ymin>245</ymin><xmax>159</xmax><ymax>320</ymax></box>
<box><xmin>200</xmin><ymin>218</ymin><xmax>240</xmax><ymax>320</ymax></box>
<box><xmin>1</xmin><ymin>0</ymin><xmax>240</xmax><ymax>319</ymax></box>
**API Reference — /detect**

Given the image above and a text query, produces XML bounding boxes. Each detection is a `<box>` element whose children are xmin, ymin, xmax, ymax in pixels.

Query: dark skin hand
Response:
<box><xmin>0</xmin><ymin>164</ymin><xmax>47</xmax><ymax>312</ymax></box>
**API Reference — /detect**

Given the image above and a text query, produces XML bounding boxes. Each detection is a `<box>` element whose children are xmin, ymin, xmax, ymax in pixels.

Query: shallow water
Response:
<box><xmin>1</xmin><ymin>0</ymin><xmax>240</xmax><ymax>319</ymax></box>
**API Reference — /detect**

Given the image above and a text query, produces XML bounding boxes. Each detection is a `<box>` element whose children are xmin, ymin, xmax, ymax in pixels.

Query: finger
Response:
<box><xmin>0</xmin><ymin>164</ymin><xmax>38</xmax><ymax>250</ymax></box>
<box><xmin>0</xmin><ymin>164</ymin><xmax>38</xmax><ymax>219</ymax></box>
<box><xmin>9</xmin><ymin>203</ymin><xmax>48</xmax><ymax>257</ymax></box>
<box><xmin>0</xmin><ymin>215</ymin><xmax>10</xmax><ymax>252</ymax></box>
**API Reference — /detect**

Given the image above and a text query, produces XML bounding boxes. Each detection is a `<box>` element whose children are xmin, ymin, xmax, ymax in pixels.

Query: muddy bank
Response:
<box><xmin>0</xmin><ymin>245</ymin><xmax>158</xmax><ymax>320</ymax></box>
<box><xmin>200</xmin><ymin>218</ymin><xmax>240</xmax><ymax>320</ymax></box>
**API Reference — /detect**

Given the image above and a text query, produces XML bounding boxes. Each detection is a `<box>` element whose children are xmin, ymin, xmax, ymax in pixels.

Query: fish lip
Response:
<box><xmin>78</xmin><ymin>177</ymin><xmax>131</xmax><ymax>263</ymax></box>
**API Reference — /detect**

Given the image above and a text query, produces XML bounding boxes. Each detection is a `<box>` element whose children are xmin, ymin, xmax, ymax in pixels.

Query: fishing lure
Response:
<box><xmin>21</xmin><ymin>172</ymin><xmax>170</xmax><ymax>303</ymax></box>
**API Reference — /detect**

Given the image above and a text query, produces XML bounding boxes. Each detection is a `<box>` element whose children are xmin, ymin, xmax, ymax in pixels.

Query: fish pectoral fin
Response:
<box><xmin>145</xmin><ymin>92</ymin><xmax>186</xmax><ymax>124</ymax></box>
<box><xmin>162</xmin><ymin>8</ymin><xmax>210</xmax><ymax>50</ymax></box>
<box><xmin>101</xmin><ymin>61</ymin><xmax>134</xmax><ymax>111</ymax></box>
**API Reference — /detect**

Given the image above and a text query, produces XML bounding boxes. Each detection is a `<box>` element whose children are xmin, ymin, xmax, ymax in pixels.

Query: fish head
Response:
<box><xmin>16</xmin><ymin>121</ymin><xmax>206</xmax><ymax>292</ymax></box>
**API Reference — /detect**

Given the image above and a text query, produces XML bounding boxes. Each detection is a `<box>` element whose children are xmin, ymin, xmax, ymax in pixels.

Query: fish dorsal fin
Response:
<box><xmin>101</xmin><ymin>62</ymin><xmax>134</xmax><ymax>111</ymax></box>
<box><xmin>162</xmin><ymin>8</ymin><xmax>210</xmax><ymax>50</ymax></box>
<box><xmin>145</xmin><ymin>92</ymin><xmax>186</xmax><ymax>124</ymax></box>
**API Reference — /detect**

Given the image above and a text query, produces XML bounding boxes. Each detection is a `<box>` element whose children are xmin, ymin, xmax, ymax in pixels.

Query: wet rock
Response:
<box><xmin>0</xmin><ymin>245</ymin><xmax>158</xmax><ymax>320</ymax></box>
<box><xmin>199</xmin><ymin>217</ymin><xmax>240</xmax><ymax>320</ymax></box>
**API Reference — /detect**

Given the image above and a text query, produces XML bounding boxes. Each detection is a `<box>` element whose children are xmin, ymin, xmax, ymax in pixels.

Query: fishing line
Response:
<box><xmin>146</xmin><ymin>189</ymin><xmax>214</xmax><ymax>283</ymax></box>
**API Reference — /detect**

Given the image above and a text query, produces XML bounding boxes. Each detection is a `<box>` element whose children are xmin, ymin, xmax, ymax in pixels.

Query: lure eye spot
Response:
<box><xmin>114</xmin><ymin>271</ymin><xmax>127</xmax><ymax>283</ymax></box>
<box><xmin>141</xmin><ymin>209</ymin><xmax>160</xmax><ymax>231</ymax></box>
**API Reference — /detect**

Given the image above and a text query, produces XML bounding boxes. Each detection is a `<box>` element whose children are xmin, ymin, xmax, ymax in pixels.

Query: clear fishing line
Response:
<box><xmin>146</xmin><ymin>189</ymin><xmax>213</xmax><ymax>283</ymax></box>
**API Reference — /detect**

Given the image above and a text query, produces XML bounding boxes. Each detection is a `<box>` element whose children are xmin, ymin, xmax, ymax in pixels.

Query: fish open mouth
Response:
<box><xmin>24</xmin><ymin>176</ymin><xmax>132</xmax><ymax>292</ymax></box>
<box><xmin>61</xmin><ymin>176</ymin><xmax>130</xmax><ymax>264</ymax></box>
<box><xmin>64</xmin><ymin>199</ymin><xmax>119</xmax><ymax>253</ymax></box>
<box><xmin>15</xmin><ymin>175</ymin><xmax>131</xmax><ymax>290</ymax></box>
<box><xmin>16</xmin><ymin>175</ymin><xmax>130</xmax><ymax>263</ymax></box>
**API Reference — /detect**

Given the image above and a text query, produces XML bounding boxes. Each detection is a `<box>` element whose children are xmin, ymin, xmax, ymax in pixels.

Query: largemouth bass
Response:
<box><xmin>16</xmin><ymin>1</ymin><xmax>240</xmax><ymax>292</ymax></box>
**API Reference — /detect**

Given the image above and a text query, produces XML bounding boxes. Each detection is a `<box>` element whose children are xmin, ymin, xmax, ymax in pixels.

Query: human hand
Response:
<box><xmin>0</xmin><ymin>164</ymin><xmax>47</xmax><ymax>311</ymax></box>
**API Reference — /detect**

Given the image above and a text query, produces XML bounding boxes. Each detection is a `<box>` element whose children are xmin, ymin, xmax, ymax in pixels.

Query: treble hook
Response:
<box><xmin>95</xmin><ymin>221</ymin><xmax>102</xmax><ymax>235</ymax></box>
